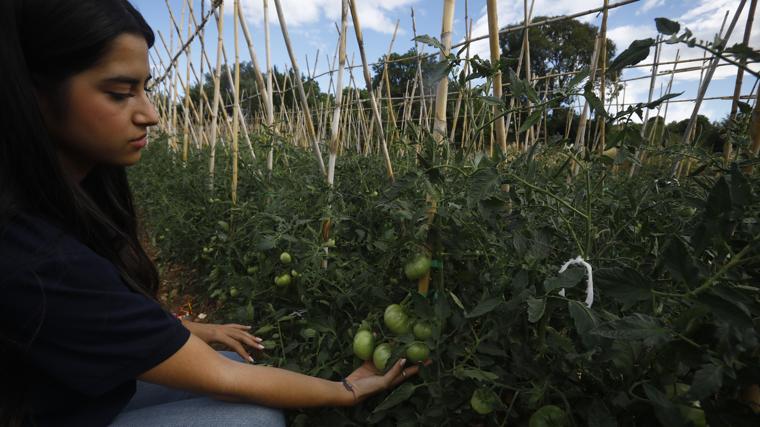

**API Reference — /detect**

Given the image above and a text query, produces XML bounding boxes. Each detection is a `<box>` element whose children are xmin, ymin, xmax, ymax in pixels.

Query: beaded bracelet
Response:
<box><xmin>340</xmin><ymin>377</ymin><xmax>357</xmax><ymax>404</ymax></box>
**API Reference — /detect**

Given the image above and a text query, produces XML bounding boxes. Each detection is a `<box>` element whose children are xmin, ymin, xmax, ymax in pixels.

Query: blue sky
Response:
<box><xmin>132</xmin><ymin>0</ymin><xmax>758</xmax><ymax>123</ymax></box>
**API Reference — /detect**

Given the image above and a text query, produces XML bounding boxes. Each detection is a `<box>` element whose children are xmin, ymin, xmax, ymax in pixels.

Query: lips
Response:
<box><xmin>130</xmin><ymin>134</ymin><xmax>147</xmax><ymax>142</ymax></box>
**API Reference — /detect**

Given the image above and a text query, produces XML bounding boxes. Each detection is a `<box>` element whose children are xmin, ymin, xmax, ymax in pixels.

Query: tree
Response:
<box><xmin>499</xmin><ymin>17</ymin><xmax>618</xmax><ymax>90</ymax></box>
<box><xmin>371</xmin><ymin>48</ymin><xmax>441</xmax><ymax>99</ymax></box>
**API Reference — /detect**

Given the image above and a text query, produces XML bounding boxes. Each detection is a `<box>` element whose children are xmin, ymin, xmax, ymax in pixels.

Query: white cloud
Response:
<box><xmin>638</xmin><ymin>0</ymin><xmax>666</xmax><ymax>14</ymax></box>
<box><xmin>228</xmin><ymin>0</ymin><xmax>418</xmax><ymax>35</ymax></box>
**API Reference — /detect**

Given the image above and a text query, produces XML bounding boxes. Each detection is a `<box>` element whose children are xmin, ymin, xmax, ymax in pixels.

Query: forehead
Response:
<box><xmin>88</xmin><ymin>33</ymin><xmax>150</xmax><ymax>78</ymax></box>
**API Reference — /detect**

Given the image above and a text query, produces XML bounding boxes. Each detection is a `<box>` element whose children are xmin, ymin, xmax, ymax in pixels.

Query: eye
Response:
<box><xmin>107</xmin><ymin>92</ymin><xmax>133</xmax><ymax>101</ymax></box>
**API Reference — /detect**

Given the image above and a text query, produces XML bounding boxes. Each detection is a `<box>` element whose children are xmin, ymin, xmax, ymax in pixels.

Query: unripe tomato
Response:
<box><xmin>229</xmin><ymin>287</ymin><xmax>239</xmax><ymax>297</ymax></box>
<box><xmin>324</xmin><ymin>238</ymin><xmax>336</xmax><ymax>248</ymax></box>
<box><xmin>470</xmin><ymin>388</ymin><xmax>497</xmax><ymax>415</ymax></box>
<box><xmin>301</xmin><ymin>328</ymin><xmax>317</xmax><ymax>339</ymax></box>
<box><xmin>404</xmin><ymin>255</ymin><xmax>431</xmax><ymax>280</ymax></box>
<box><xmin>279</xmin><ymin>252</ymin><xmax>292</xmax><ymax>264</ymax></box>
<box><xmin>413</xmin><ymin>321</ymin><xmax>433</xmax><ymax>340</ymax></box>
<box><xmin>529</xmin><ymin>405</ymin><xmax>567</xmax><ymax>427</ymax></box>
<box><xmin>405</xmin><ymin>342</ymin><xmax>429</xmax><ymax>363</ymax></box>
<box><xmin>384</xmin><ymin>304</ymin><xmax>410</xmax><ymax>335</ymax></box>
<box><xmin>352</xmin><ymin>330</ymin><xmax>375</xmax><ymax>360</ymax></box>
<box><xmin>246</xmin><ymin>266</ymin><xmax>257</xmax><ymax>275</ymax></box>
<box><xmin>372</xmin><ymin>343</ymin><xmax>392</xmax><ymax>371</ymax></box>
<box><xmin>274</xmin><ymin>273</ymin><xmax>292</xmax><ymax>287</ymax></box>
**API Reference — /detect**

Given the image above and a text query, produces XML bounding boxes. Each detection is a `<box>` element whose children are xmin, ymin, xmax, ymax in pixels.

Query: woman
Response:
<box><xmin>0</xmin><ymin>1</ymin><xmax>421</xmax><ymax>426</ymax></box>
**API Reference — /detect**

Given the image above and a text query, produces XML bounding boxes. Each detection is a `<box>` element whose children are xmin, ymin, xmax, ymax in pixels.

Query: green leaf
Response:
<box><xmin>584</xmin><ymin>84</ymin><xmax>608</xmax><ymax>118</ymax></box>
<box><xmin>588</xmin><ymin>399</ymin><xmax>617</xmax><ymax>427</ymax></box>
<box><xmin>568</xmin><ymin>300</ymin><xmax>601</xmax><ymax>349</ymax></box>
<box><xmin>543</xmin><ymin>267</ymin><xmax>586</xmax><ymax>293</ymax></box>
<box><xmin>687</xmin><ymin>363</ymin><xmax>723</xmax><ymax>400</ymax></box>
<box><xmin>518</xmin><ymin>110</ymin><xmax>543</xmax><ymax>134</ymax></box>
<box><xmin>725</xmin><ymin>42</ymin><xmax>760</xmax><ymax>62</ymax></box>
<box><xmin>596</xmin><ymin>267</ymin><xmax>652</xmax><ymax>307</ymax></box>
<box><xmin>476</xmin><ymin>95</ymin><xmax>504</xmax><ymax>107</ymax></box>
<box><xmin>373</xmin><ymin>382</ymin><xmax>416</xmax><ymax>413</ymax></box>
<box><xmin>466</xmin><ymin>297</ymin><xmax>502</xmax><ymax>318</ymax></box>
<box><xmin>426</xmin><ymin>60</ymin><xmax>452</xmax><ymax>85</ymax></box>
<box><xmin>527</xmin><ymin>297</ymin><xmax>546</xmax><ymax>323</ymax></box>
<box><xmin>643</xmin><ymin>383</ymin><xmax>683</xmax><ymax>426</ymax></box>
<box><xmin>660</xmin><ymin>237</ymin><xmax>700</xmax><ymax>287</ymax></box>
<box><xmin>729</xmin><ymin>164</ymin><xmax>752</xmax><ymax>207</ymax></box>
<box><xmin>655</xmin><ymin>17</ymin><xmax>681</xmax><ymax>35</ymax></box>
<box><xmin>592</xmin><ymin>314</ymin><xmax>671</xmax><ymax>345</ymax></box>
<box><xmin>449</xmin><ymin>292</ymin><xmax>466</xmax><ymax>311</ymax></box>
<box><xmin>608</xmin><ymin>38</ymin><xmax>655</xmax><ymax>74</ymax></box>
<box><xmin>454</xmin><ymin>366</ymin><xmax>500</xmax><ymax>382</ymax></box>
<box><xmin>645</xmin><ymin>92</ymin><xmax>683</xmax><ymax>109</ymax></box>
<box><xmin>413</xmin><ymin>35</ymin><xmax>443</xmax><ymax>51</ymax></box>
<box><xmin>565</xmin><ymin>68</ymin><xmax>590</xmax><ymax>91</ymax></box>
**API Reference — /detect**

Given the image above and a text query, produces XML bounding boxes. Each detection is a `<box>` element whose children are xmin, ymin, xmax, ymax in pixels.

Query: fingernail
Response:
<box><xmin>248</xmin><ymin>356</ymin><xmax>255</xmax><ymax>363</ymax></box>
<box><xmin>258</xmin><ymin>344</ymin><xmax>265</xmax><ymax>349</ymax></box>
<box><xmin>246</xmin><ymin>326</ymin><xmax>252</xmax><ymax>328</ymax></box>
<box><xmin>400</xmin><ymin>358</ymin><xmax>407</xmax><ymax>367</ymax></box>
<box><xmin>255</xmin><ymin>337</ymin><xmax>263</xmax><ymax>342</ymax></box>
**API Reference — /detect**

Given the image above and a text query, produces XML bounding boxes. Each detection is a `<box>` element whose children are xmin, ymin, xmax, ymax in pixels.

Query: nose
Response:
<box><xmin>134</xmin><ymin>93</ymin><xmax>159</xmax><ymax>128</ymax></box>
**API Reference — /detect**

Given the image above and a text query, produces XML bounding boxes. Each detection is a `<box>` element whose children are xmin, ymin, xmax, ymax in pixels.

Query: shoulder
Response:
<box><xmin>0</xmin><ymin>212</ymin><xmax>110</xmax><ymax>281</ymax></box>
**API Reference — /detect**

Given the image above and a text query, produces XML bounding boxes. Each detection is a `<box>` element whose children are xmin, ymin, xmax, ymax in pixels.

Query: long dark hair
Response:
<box><xmin>0</xmin><ymin>1</ymin><xmax>162</xmax><ymax>425</ymax></box>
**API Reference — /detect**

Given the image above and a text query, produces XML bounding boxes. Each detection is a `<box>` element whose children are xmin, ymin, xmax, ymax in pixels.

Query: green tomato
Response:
<box><xmin>405</xmin><ymin>342</ymin><xmax>430</xmax><ymax>363</ymax></box>
<box><xmin>470</xmin><ymin>388</ymin><xmax>498</xmax><ymax>415</ymax></box>
<box><xmin>529</xmin><ymin>405</ymin><xmax>568</xmax><ymax>427</ymax></box>
<box><xmin>279</xmin><ymin>252</ymin><xmax>292</xmax><ymax>264</ymax></box>
<box><xmin>246</xmin><ymin>266</ymin><xmax>258</xmax><ymax>275</ymax></box>
<box><xmin>678</xmin><ymin>405</ymin><xmax>706</xmax><ymax>427</ymax></box>
<box><xmin>404</xmin><ymin>255</ymin><xmax>431</xmax><ymax>280</ymax></box>
<box><xmin>229</xmin><ymin>287</ymin><xmax>239</xmax><ymax>297</ymax></box>
<box><xmin>384</xmin><ymin>304</ymin><xmax>410</xmax><ymax>335</ymax></box>
<box><xmin>301</xmin><ymin>328</ymin><xmax>317</xmax><ymax>339</ymax></box>
<box><xmin>274</xmin><ymin>273</ymin><xmax>292</xmax><ymax>287</ymax></box>
<box><xmin>352</xmin><ymin>330</ymin><xmax>375</xmax><ymax>361</ymax></box>
<box><xmin>324</xmin><ymin>238</ymin><xmax>336</xmax><ymax>248</ymax></box>
<box><xmin>372</xmin><ymin>343</ymin><xmax>392</xmax><ymax>371</ymax></box>
<box><xmin>290</xmin><ymin>269</ymin><xmax>299</xmax><ymax>278</ymax></box>
<box><xmin>413</xmin><ymin>322</ymin><xmax>433</xmax><ymax>340</ymax></box>
<box><xmin>260</xmin><ymin>340</ymin><xmax>276</xmax><ymax>350</ymax></box>
<box><xmin>371</xmin><ymin>191</ymin><xmax>379</xmax><ymax>197</ymax></box>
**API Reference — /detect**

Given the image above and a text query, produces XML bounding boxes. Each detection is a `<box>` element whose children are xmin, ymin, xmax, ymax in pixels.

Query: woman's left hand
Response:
<box><xmin>182</xmin><ymin>320</ymin><xmax>264</xmax><ymax>363</ymax></box>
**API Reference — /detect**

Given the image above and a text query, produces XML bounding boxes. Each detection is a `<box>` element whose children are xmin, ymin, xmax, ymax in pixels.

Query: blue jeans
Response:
<box><xmin>108</xmin><ymin>351</ymin><xmax>286</xmax><ymax>426</ymax></box>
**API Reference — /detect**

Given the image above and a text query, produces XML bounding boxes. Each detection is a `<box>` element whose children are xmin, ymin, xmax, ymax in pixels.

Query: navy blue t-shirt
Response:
<box><xmin>0</xmin><ymin>213</ymin><xmax>191</xmax><ymax>426</ymax></box>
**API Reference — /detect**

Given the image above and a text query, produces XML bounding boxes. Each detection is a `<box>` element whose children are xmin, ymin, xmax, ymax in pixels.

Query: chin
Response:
<box><xmin>120</xmin><ymin>152</ymin><xmax>142</xmax><ymax>166</ymax></box>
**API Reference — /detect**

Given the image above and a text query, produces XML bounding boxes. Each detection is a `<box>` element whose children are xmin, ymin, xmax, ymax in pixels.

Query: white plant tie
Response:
<box><xmin>558</xmin><ymin>256</ymin><xmax>594</xmax><ymax>308</ymax></box>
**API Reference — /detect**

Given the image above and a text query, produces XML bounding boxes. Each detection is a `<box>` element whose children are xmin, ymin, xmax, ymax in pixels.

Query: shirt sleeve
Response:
<box><xmin>3</xmin><ymin>253</ymin><xmax>191</xmax><ymax>397</ymax></box>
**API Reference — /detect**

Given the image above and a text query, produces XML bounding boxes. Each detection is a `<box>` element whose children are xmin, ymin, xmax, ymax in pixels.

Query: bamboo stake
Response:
<box><xmin>264</xmin><ymin>0</ymin><xmax>274</xmax><ymax>173</ymax></box>
<box><xmin>628</xmin><ymin>34</ymin><xmax>661</xmax><ymax>177</ymax></box>
<box><xmin>207</xmin><ymin>1</ymin><xmax>225</xmax><ymax>190</ymax></box>
<box><xmin>328</xmin><ymin>0</ymin><xmax>348</xmax><ymax>187</ymax></box>
<box><xmin>597</xmin><ymin>0</ymin><xmax>609</xmax><ymax>154</ymax></box>
<box><xmin>273</xmin><ymin>0</ymin><xmax>327</xmax><ymax>176</ymax></box>
<box><xmin>725</xmin><ymin>0</ymin><xmax>757</xmax><ymax>164</ymax></box>
<box><xmin>671</xmin><ymin>1</ymin><xmax>747</xmax><ymax>176</ymax></box>
<box><xmin>231</xmin><ymin>0</ymin><xmax>241</xmax><ymax>205</ymax></box>
<box><xmin>182</xmin><ymin>3</ymin><xmax>192</xmax><ymax>162</ymax></box>
<box><xmin>486</xmin><ymin>0</ymin><xmax>507</xmax><ymax>154</ymax></box>
<box><xmin>347</xmin><ymin>0</ymin><xmax>394</xmax><ymax>181</ymax></box>
<box><xmin>746</xmin><ymin>83</ymin><xmax>760</xmax><ymax>174</ymax></box>
<box><xmin>433</xmin><ymin>0</ymin><xmax>456</xmax><ymax>145</ymax></box>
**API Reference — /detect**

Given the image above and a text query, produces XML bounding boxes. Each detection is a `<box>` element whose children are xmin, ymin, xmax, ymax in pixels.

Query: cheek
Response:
<box><xmin>64</xmin><ymin>89</ymin><xmax>130</xmax><ymax>155</ymax></box>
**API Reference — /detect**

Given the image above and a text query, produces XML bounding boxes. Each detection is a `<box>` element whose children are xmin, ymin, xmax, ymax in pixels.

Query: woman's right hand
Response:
<box><xmin>339</xmin><ymin>357</ymin><xmax>431</xmax><ymax>406</ymax></box>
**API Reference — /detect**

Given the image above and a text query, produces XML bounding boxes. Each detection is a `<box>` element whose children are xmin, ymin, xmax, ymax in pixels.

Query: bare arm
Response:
<box><xmin>138</xmin><ymin>333</ymin><xmax>414</xmax><ymax>408</ymax></box>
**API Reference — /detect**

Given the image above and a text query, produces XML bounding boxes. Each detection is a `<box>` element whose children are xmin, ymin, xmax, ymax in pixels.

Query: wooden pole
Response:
<box><xmin>486</xmin><ymin>0</ymin><xmax>507</xmax><ymax>154</ymax></box>
<box><xmin>348</xmin><ymin>0</ymin><xmax>394</xmax><ymax>181</ymax></box>
<box><xmin>273</xmin><ymin>0</ymin><xmax>327</xmax><ymax>176</ymax></box>
<box><xmin>231</xmin><ymin>0</ymin><xmax>241</xmax><ymax>205</ymax></box>
<box><xmin>597</xmin><ymin>0</ymin><xmax>609</xmax><ymax>154</ymax></box>
<box><xmin>725</xmin><ymin>0</ymin><xmax>757</xmax><ymax>164</ymax></box>
<box><xmin>433</xmin><ymin>0</ymin><xmax>456</xmax><ymax>145</ymax></box>
<box><xmin>207</xmin><ymin>0</ymin><xmax>225</xmax><ymax>190</ymax></box>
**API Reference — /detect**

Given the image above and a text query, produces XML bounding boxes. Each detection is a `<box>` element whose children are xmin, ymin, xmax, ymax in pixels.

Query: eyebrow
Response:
<box><xmin>102</xmin><ymin>74</ymin><xmax>153</xmax><ymax>85</ymax></box>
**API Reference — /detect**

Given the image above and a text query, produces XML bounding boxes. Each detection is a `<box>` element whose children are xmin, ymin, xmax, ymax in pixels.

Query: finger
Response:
<box><xmin>219</xmin><ymin>336</ymin><xmax>254</xmax><ymax>363</ymax></box>
<box><xmin>390</xmin><ymin>364</ymin><xmax>422</xmax><ymax>387</ymax></box>
<box><xmin>382</xmin><ymin>358</ymin><xmax>407</xmax><ymax>387</ymax></box>
<box><xmin>228</xmin><ymin>324</ymin><xmax>253</xmax><ymax>330</ymax></box>
<box><xmin>234</xmin><ymin>330</ymin><xmax>265</xmax><ymax>350</ymax></box>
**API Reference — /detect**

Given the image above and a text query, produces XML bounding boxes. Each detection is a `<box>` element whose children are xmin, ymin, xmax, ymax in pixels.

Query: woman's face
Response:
<box><xmin>41</xmin><ymin>33</ymin><xmax>159</xmax><ymax>182</ymax></box>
